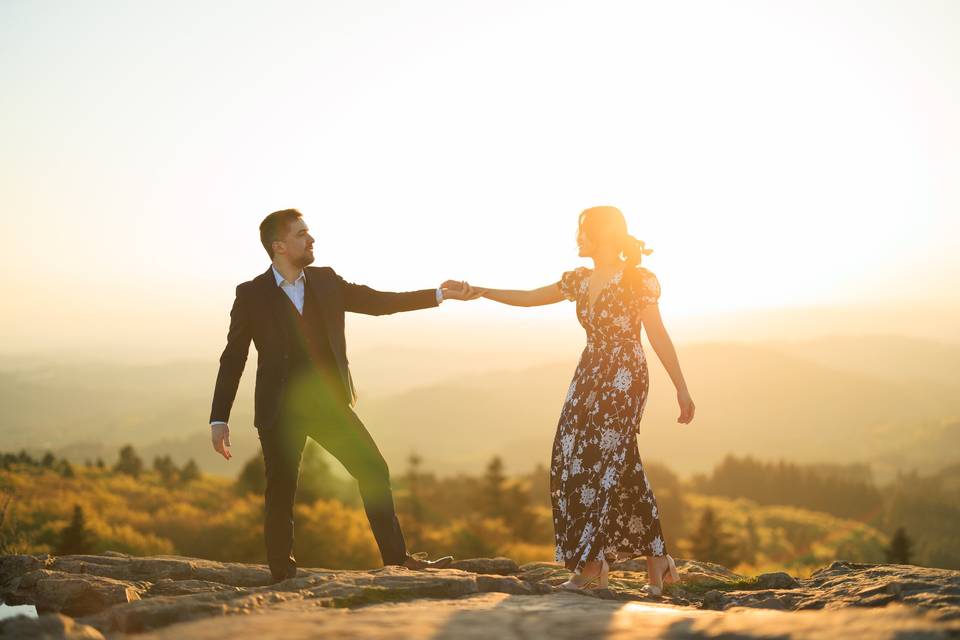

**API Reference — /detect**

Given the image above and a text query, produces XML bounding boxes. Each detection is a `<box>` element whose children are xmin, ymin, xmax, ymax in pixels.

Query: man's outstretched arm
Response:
<box><xmin>335</xmin><ymin>270</ymin><xmax>479</xmax><ymax>315</ymax></box>
<box><xmin>209</xmin><ymin>283</ymin><xmax>252</xmax><ymax>460</ymax></box>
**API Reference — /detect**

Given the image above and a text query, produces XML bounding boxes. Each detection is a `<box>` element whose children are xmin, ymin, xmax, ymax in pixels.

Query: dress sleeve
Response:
<box><xmin>557</xmin><ymin>268</ymin><xmax>581</xmax><ymax>302</ymax></box>
<box><xmin>636</xmin><ymin>268</ymin><xmax>661</xmax><ymax>306</ymax></box>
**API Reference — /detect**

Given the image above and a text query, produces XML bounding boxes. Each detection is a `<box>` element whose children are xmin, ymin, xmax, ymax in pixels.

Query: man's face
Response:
<box><xmin>277</xmin><ymin>218</ymin><xmax>315</xmax><ymax>268</ymax></box>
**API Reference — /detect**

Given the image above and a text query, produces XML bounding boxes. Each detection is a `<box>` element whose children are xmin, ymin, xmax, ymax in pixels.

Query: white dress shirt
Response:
<box><xmin>273</xmin><ymin>264</ymin><xmax>307</xmax><ymax>314</ymax></box>
<box><xmin>212</xmin><ymin>267</ymin><xmax>444</xmax><ymax>427</ymax></box>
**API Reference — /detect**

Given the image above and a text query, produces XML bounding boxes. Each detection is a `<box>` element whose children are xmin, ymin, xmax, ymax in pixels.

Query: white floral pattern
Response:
<box><xmin>601</xmin><ymin>466</ymin><xmax>618</xmax><ymax>490</ymax></box>
<box><xmin>599</xmin><ymin>428</ymin><xmax>621</xmax><ymax>452</ymax></box>
<box><xmin>580</xmin><ymin>486</ymin><xmax>596</xmax><ymax>507</ymax></box>
<box><xmin>560</xmin><ymin>433</ymin><xmax>575</xmax><ymax>458</ymax></box>
<box><xmin>651</xmin><ymin>535</ymin><xmax>665</xmax><ymax>556</ymax></box>
<box><xmin>551</xmin><ymin>265</ymin><xmax>668</xmax><ymax>572</ymax></box>
<box><xmin>612</xmin><ymin>367</ymin><xmax>633</xmax><ymax>392</ymax></box>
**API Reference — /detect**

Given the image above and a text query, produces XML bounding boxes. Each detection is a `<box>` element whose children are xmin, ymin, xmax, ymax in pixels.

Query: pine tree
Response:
<box><xmin>41</xmin><ymin>451</ymin><xmax>56</xmax><ymax>468</ymax></box>
<box><xmin>689</xmin><ymin>507</ymin><xmax>740</xmax><ymax>568</ymax></box>
<box><xmin>235</xmin><ymin>451</ymin><xmax>266</xmax><ymax>496</ymax></box>
<box><xmin>739</xmin><ymin>515</ymin><xmax>760</xmax><ymax>565</ymax></box>
<box><xmin>0</xmin><ymin>493</ymin><xmax>19</xmax><ymax>554</ymax></box>
<box><xmin>885</xmin><ymin>527</ymin><xmax>914</xmax><ymax>564</ymax></box>
<box><xmin>296</xmin><ymin>443</ymin><xmax>338</xmax><ymax>503</ymax></box>
<box><xmin>481</xmin><ymin>456</ymin><xmax>507</xmax><ymax>519</ymax></box>
<box><xmin>152</xmin><ymin>455</ymin><xmax>178</xmax><ymax>486</ymax></box>
<box><xmin>403</xmin><ymin>453</ymin><xmax>426</xmax><ymax>547</ymax></box>
<box><xmin>55</xmin><ymin>505</ymin><xmax>96</xmax><ymax>555</ymax></box>
<box><xmin>407</xmin><ymin>453</ymin><xmax>425</xmax><ymax>524</ymax></box>
<box><xmin>179</xmin><ymin>459</ymin><xmax>201</xmax><ymax>483</ymax></box>
<box><xmin>114</xmin><ymin>445</ymin><xmax>143</xmax><ymax>478</ymax></box>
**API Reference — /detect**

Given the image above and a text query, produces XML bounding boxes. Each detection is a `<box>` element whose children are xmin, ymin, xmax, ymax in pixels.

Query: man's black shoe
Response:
<box><xmin>271</xmin><ymin>567</ymin><xmax>298</xmax><ymax>583</ymax></box>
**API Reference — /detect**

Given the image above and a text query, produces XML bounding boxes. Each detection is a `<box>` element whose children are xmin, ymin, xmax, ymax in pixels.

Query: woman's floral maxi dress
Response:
<box><xmin>552</xmin><ymin>265</ymin><xmax>668</xmax><ymax>572</ymax></box>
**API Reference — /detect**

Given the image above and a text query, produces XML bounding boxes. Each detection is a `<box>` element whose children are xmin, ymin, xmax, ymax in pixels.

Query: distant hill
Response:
<box><xmin>1</xmin><ymin>334</ymin><xmax>958</xmax><ymax>479</ymax></box>
<box><xmin>0</xmin><ymin>358</ymin><xmax>255</xmax><ymax>470</ymax></box>
<box><xmin>358</xmin><ymin>340</ymin><xmax>960</xmax><ymax>479</ymax></box>
<box><xmin>762</xmin><ymin>334</ymin><xmax>960</xmax><ymax>386</ymax></box>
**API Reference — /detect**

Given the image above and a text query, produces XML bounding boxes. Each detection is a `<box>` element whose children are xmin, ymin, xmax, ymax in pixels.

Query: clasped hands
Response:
<box><xmin>440</xmin><ymin>280</ymin><xmax>486</xmax><ymax>301</ymax></box>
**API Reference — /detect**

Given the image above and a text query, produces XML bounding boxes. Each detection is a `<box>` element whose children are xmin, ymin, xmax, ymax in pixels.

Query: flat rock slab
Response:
<box><xmin>3</xmin><ymin>554</ymin><xmax>959</xmax><ymax>638</ymax></box>
<box><xmin>7</xmin><ymin>570</ymin><xmax>144</xmax><ymax>617</ymax></box>
<box><xmin>448</xmin><ymin>558</ymin><xmax>519</xmax><ymax>575</ymax></box>
<box><xmin>699</xmin><ymin>561</ymin><xmax>960</xmax><ymax>620</ymax></box>
<box><xmin>131</xmin><ymin>592</ymin><xmax>960</xmax><ymax>640</ymax></box>
<box><xmin>0</xmin><ymin>612</ymin><xmax>106</xmax><ymax>639</ymax></box>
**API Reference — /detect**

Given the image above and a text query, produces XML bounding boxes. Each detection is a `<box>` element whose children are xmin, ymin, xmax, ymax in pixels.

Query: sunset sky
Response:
<box><xmin>2</xmin><ymin>1</ymin><xmax>958</xmax><ymax>359</ymax></box>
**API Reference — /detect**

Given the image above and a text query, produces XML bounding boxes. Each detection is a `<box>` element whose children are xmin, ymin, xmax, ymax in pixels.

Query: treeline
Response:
<box><xmin>0</xmin><ymin>445</ymin><xmax>210</xmax><ymax>558</ymax></box>
<box><xmin>1</xmin><ymin>450</ymin><xmax>77</xmax><ymax>478</ymax></box>
<box><xmin>1</xmin><ymin>446</ymin><xmax>955</xmax><ymax>574</ymax></box>
<box><xmin>0</xmin><ymin>446</ymin><xmax>201</xmax><ymax>486</ymax></box>
<box><xmin>235</xmin><ymin>449</ymin><xmax>557</xmax><ymax>561</ymax></box>
<box><xmin>690</xmin><ymin>454</ymin><xmax>960</xmax><ymax>569</ymax></box>
<box><xmin>392</xmin><ymin>455</ymin><xmax>689</xmax><ymax>563</ymax></box>
<box><xmin>0</xmin><ymin>444</ymin><xmax>678</xmax><ymax>567</ymax></box>
<box><xmin>690</xmin><ymin>456</ymin><xmax>883</xmax><ymax>520</ymax></box>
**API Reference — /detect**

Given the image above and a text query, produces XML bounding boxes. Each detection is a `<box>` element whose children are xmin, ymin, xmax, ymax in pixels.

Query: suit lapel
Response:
<box><xmin>306</xmin><ymin>267</ymin><xmax>333</xmax><ymax>315</ymax></box>
<box><xmin>306</xmin><ymin>269</ymin><xmax>354</xmax><ymax>404</ymax></box>
<box><xmin>258</xmin><ymin>266</ymin><xmax>291</xmax><ymax>339</ymax></box>
<box><xmin>306</xmin><ymin>267</ymin><xmax>339</xmax><ymax>345</ymax></box>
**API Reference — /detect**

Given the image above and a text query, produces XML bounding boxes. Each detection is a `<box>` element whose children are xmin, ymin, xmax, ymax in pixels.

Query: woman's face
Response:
<box><xmin>578</xmin><ymin>219</ymin><xmax>624</xmax><ymax>258</ymax></box>
<box><xmin>576</xmin><ymin>224</ymin><xmax>593</xmax><ymax>257</ymax></box>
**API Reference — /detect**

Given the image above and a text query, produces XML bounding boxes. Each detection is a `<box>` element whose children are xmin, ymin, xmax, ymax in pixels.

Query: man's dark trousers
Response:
<box><xmin>259</xmin><ymin>286</ymin><xmax>406</xmax><ymax>579</ymax></box>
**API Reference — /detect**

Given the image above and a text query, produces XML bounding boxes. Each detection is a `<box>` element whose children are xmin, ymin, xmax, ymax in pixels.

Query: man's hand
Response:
<box><xmin>212</xmin><ymin>423</ymin><xmax>232</xmax><ymax>460</ymax></box>
<box><xmin>440</xmin><ymin>280</ymin><xmax>485</xmax><ymax>301</ymax></box>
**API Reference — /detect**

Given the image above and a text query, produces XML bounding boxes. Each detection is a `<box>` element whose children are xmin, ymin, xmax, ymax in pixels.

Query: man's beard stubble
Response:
<box><xmin>294</xmin><ymin>251</ymin><xmax>315</xmax><ymax>269</ymax></box>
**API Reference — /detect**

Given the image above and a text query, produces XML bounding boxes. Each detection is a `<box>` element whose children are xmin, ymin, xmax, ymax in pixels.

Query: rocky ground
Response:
<box><xmin>1</xmin><ymin>553</ymin><xmax>958</xmax><ymax>639</ymax></box>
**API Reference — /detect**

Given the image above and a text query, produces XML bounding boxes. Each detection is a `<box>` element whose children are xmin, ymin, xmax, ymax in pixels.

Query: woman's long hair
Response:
<box><xmin>578</xmin><ymin>206</ymin><xmax>653</xmax><ymax>269</ymax></box>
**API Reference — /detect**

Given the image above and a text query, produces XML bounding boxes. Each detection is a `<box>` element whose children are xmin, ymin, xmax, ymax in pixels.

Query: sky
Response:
<box><xmin>1</xmin><ymin>0</ymin><xmax>958</xmax><ymax>359</ymax></box>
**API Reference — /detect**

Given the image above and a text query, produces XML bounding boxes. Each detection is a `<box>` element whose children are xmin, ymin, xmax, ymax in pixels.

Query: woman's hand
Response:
<box><xmin>677</xmin><ymin>387</ymin><xmax>695</xmax><ymax>424</ymax></box>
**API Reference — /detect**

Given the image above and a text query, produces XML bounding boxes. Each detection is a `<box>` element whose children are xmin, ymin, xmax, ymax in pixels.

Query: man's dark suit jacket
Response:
<box><xmin>210</xmin><ymin>265</ymin><xmax>439</xmax><ymax>430</ymax></box>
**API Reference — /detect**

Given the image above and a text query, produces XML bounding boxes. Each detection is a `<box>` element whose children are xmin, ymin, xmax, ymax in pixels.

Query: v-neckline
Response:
<box><xmin>586</xmin><ymin>266</ymin><xmax>626</xmax><ymax>314</ymax></box>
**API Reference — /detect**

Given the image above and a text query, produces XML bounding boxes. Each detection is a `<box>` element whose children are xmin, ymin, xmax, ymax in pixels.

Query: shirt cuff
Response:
<box><xmin>210</xmin><ymin>421</ymin><xmax>227</xmax><ymax>427</ymax></box>
<box><xmin>435</xmin><ymin>287</ymin><xmax>444</xmax><ymax>304</ymax></box>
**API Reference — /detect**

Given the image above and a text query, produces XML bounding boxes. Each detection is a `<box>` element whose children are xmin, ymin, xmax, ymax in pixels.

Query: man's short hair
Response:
<box><xmin>259</xmin><ymin>209</ymin><xmax>303</xmax><ymax>258</ymax></box>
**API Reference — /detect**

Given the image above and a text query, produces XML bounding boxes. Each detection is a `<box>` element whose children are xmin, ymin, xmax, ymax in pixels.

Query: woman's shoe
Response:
<box><xmin>559</xmin><ymin>556</ymin><xmax>610</xmax><ymax>591</ymax></box>
<box><xmin>643</xmin><ymin>554</ymin><xmax>679</xmax><ymax>596</ymax></box>
<box><xmin>403</xmin><ymin>554</ymin><xmax>454</xmax><ymax>570</ymax></box>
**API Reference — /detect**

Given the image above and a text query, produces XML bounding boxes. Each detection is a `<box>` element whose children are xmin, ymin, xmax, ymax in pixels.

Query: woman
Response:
<box><xmin>472</xmin><ymin>206</ymin><xmax>695</xmax><ymax>594</ymax></box>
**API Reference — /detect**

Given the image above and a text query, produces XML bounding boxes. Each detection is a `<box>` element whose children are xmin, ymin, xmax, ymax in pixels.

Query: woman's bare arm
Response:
<box><xmin>639</xmin><ymin>303</ymin><xmax>696</xmax><ymax>423</ymax></box>
<box><xmin>480</xmin><ymin>283</ymin><xmax>566</xmax><ymax>307</ymax></box>
<box><xmin>639</xmin><ymin>303</ymin><xmax>686</xmax><ymax>390</ymax></box>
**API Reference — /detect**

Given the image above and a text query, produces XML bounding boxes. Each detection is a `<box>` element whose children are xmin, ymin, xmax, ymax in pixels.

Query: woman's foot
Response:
<box><xmin>559</xmin><ymin>556</ymin><xmax>610</xmax><ymax>591</ymax></box>
<box><xmin>643</xmin><ymin>554</ymin><xmax>679</xmax><ymax>596</ymax></box>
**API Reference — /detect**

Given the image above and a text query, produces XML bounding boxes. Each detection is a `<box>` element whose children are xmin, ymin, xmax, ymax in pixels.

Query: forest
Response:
<box><xmin>0</xmin><ymin>447</ymin><xmax>953</xmax><ymax>575</ymax></box>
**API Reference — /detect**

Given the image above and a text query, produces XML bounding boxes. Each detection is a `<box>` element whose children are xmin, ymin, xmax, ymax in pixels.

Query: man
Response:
<box><xmin>209</xmin><ymin>208</ymin><xmax>478</xmax><ymax>581</ymax></box>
